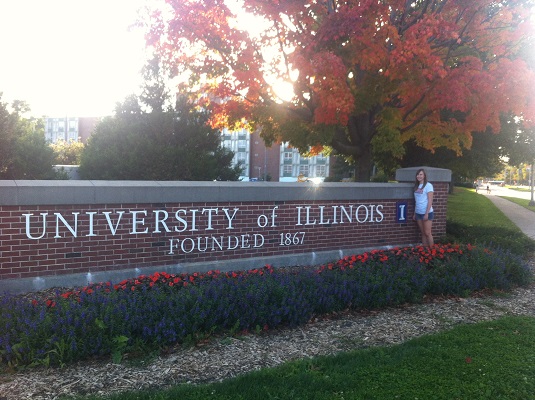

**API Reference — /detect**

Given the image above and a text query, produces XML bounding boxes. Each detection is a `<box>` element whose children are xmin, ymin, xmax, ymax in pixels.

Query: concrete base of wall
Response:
<box><xmin>1</xmin><ymin>243</ymin><xmax>415</xmax><ymax>295</ymax></box>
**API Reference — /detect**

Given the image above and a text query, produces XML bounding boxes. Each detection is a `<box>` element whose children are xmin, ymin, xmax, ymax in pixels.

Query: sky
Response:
<box><xmin>0</xmin><ymin>0</ymin><xmax>149</xmax><ymax>117</ymax></box>
<box><xmin>0</xmin><ymin>0</ymin><xmax>295</xmax><ymax>118</ymax></box>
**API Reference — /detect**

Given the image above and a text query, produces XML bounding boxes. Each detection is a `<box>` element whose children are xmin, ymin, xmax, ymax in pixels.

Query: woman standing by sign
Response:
<box><xmin>413</xmin><ymin>168</ymin><xmax>434</xmax><ymax>246</ymax></box>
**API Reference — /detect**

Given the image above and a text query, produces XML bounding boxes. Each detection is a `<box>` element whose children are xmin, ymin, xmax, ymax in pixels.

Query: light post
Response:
<box><xmin>255</xmin><ymin>166</ymin><xmax>261</xmax><ymax>179</ymax></box>
<box><xmin>530</xmin><ymin>162</ymin><xmax>535</xmax><ymax>206</ymax></box>
<box><xmin>263</xmin><ymin>147</ymin><xmax>267</xmax><ymax>181</ymax></box>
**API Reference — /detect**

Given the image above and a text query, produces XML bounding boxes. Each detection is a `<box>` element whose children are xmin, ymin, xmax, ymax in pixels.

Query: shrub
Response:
<box><xmin>0</xmin><ymin>244</ymin><xmax>531</xmax><ymax>369</ymax></box>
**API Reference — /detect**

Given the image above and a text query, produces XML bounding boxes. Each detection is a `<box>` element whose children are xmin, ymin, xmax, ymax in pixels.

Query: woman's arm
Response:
<box><xmin>425</xmin><ymin>191</ymin><xmax>434</xmax><ymax>215</ymax></box>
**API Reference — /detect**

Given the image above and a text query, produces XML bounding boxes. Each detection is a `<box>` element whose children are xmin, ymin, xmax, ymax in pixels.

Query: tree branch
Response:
<box><xmin>400</xmin><ymin>109</ymin><xmax>434</xmax><ymax>133</ymax></box>
<box><xmin>402</xmin><ymin>93</ymin><xmax>427</xmax><ymax>122</ymax></box>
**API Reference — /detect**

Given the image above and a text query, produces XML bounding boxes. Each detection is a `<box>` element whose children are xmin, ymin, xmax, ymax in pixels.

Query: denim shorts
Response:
<box><xmin>415</xmin><ymin>212</ymin><xmax>434</xmax><ymax>221</ymax></box>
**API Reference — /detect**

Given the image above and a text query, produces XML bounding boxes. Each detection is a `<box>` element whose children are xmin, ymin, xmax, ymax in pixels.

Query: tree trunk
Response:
<box><xmin>354</xmin><ymin>145</ymin><xmax>373</xmax><ymax>182</ymax></box>
<box><xmin>332</xmin><ymin>111</ymin><xmax>377</xmax><ymax>182</ymax></box>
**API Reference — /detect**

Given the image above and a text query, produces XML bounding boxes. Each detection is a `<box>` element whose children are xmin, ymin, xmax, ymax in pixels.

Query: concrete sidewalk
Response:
<box><xmin>482</xmin><ymin>194</ymin><xmax>535</xmax><ymax>239</ymax></box>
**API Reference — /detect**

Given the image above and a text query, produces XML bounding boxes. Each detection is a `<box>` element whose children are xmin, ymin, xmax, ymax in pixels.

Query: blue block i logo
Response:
<box><xmin>396</xmin><ymin>201</ymin><xmax>408</xmax><ymax>223</ymax></box>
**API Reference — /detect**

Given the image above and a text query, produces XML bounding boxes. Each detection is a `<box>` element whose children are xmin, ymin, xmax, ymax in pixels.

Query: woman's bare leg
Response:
<box><xmin>417</xmin><ymin>220</ymin><xmax>434</xmax><ymax>246</ymax></box>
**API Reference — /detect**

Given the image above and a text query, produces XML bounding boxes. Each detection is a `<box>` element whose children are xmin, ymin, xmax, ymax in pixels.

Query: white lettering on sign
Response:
<box><xmin>103</xmin><ymin>211</ymin><xmax>124</xmax><ymax>235</ymax></box>
<box><xmin>257</xmin><ymin>206</ymin><xmax>279</xmax><ymax>228</ymax></box>
<box><xmin>222</xmin><ymin>208</ymin><xmax>240</xmax><ymax>229</ymax></box>
<box><xmin>23</xmin><ymin>207</ymin><xmax>243</xmax><ymax>238</ymax></box>
<box><xmin>131</xmin><ymin>210</ymin><xmax>148</xmax><ymax>234</ymax></box>
<box><xmin>398</xmin><ymin>204</ymin><xmax>406</xmax><ymax>221</ymax></box>
<box><xmin>279</xmin><ymin>232</ymin><xmax>306</xmax><ymax>246</ymax></box>
<box><xmin>23</xmin><ymin>212</ymin><xmax>48</xmax><ymax>239</ymax></box>
<box><xmin>295</xmin><ymin>204</ymin><xmax>384</xmax><ymax>225</ymax></box>
<box><xmin>22</xmin><ymin>203</ymin><xmax>387</xmax><ymax>254</ymax></box>
<box><xmin>168</xmin><ymin>234</ymin><xmax>265</xmax><ymax>255</ymax></box>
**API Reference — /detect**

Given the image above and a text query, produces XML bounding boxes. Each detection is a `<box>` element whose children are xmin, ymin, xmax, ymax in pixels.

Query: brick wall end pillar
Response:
<box><xmin>395</xmin><ymin>166</ymin><xmax>452</xmax><ymax>240</ymax></box>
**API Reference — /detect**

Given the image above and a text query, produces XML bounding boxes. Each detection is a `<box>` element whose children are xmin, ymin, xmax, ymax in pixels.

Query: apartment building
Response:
<box><xmin>45</xmin><ymin>116</ymin><xmax>100</xmax><ymax>144</ymax></box>
<box><xmin>278</xmin><ymin>143</ymin><xmax>329</xmax><ymax>183</ymax></box>
<box><xmin>222</xmin><ymin>128</ymin><xmax>330</xmax><ymax>182</ymax></box>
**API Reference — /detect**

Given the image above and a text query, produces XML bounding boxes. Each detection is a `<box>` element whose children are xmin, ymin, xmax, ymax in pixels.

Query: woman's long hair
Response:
<box><xmin>414</xmin><ymin>168</ymin><xmax>428</xmax><ymax>191</ymax></box>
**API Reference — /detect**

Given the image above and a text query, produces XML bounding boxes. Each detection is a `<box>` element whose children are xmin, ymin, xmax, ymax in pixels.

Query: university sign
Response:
<box><xmin>0</xmin><ymin>167</ymin><xmax>451</xmax><ymax>293</ymax></box>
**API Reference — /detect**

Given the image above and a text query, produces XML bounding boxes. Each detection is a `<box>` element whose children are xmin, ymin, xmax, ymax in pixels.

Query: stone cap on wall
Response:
<box><xmin>0</xmin><ymin>166</ymin><xmax>452</xmax><ymax>206</ymax></box>
<box><xmin>395</xmin><ymin>166</ymin><xmax>452</xmax><ymax>183</ymax></box>
<box><xmin>0</xmin><ymin>180</ymin><xmax>414</xmax><ymax>206</ymax></box>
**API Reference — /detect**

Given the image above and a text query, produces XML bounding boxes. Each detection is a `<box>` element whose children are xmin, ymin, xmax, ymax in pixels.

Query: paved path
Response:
<box><xmin>478</xmin><ymin>186</ymin><xmax>535</xmax><ymax>239</ymax></box>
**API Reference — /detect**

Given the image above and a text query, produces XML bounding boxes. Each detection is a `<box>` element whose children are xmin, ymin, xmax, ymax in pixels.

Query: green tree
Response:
<box><xmin>324</xmin><ymin>156</ymin><xmax>355</xmax><ymax>181</ymax></box>
<box><xmin>395</xmin><ymin>107</ymin><xmax>535</xmax><ymax>184</ymax></box>
<box><xmin>139</xmin><ymin>54</ymin><xmax>173</xmax><ymax>113</ymax></box>
<box><xmin>500</xmin><ymin>115</ymin><xmax>535</xmax><ymax>168</ymax></box>
<box><xmin>0</xmin><ymin>94</ymin><xmax>56</xmax><ymax>179</ymax></box>
<box><xmin>400</xmin><ymin>129</ymin><xmax>506</xmax><ymax>183</ymax></box>
<box><xmin>50</xmin><ymin>139</ymin><xmax>84</xmax><ymax>165</ymax></box>
<box><xmin>0</xmin><ymin>94</ymin><xmax>22</xmax><ymax>176</ymax></box>
<box><xmin>80</xmin><ymin>52</ymin><xmax>242</xmax><ymax>181</ymax></box>
<box><xmin>78</xmin><ymin>96</ymin><xmax>242</xmax><ymax>180</ymax></box>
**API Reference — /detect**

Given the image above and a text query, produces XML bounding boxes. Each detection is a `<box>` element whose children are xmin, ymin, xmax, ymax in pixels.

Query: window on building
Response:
<box><xmin>299</xmin><ymin>165</ymin><xmax>309</xmax><ymax>176</ymax></box>
<box><xmin>316</xmin><ymin>165</ymin><xmax>326</xmax><ymax>177</ymax></box>
<box><xmin>282</xmin><ymin>142</ymin><xmax>291</xmax><ymax>150</ymax></box>
<box><xmin>283</xmin><ymin>165</ymin><xmax>293</xmax><ymax>176</ymax></box>
<box><xmin>298</xmin><ymin>153</ymin><xmax>311</xmax><ymax>164</ymax></box>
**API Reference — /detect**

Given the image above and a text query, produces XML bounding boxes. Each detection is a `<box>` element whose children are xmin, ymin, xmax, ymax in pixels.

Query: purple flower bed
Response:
<box><xmin>0</xmin><ymin>244</ymin><xmax>531</xmax><ymax>369</ymax></box>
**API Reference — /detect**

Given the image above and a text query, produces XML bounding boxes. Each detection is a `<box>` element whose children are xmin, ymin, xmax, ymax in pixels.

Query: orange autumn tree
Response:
<box><xmin>144</xmin><ymin>0</ymin><xmax>535</xmax><ymax>181</ymax></box>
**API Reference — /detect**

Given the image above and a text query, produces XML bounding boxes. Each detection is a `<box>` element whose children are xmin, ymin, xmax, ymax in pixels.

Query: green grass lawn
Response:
<box><xmin>506</xmin><ymin>186</ymin><xmax>532</xmax><ymax>193</ymax></box>
<box><xmin>447</xmin><ymin>187</ymin><xmax>521</xmax><ymax>230</ymax></box>
<box><xmin>74</xmin><ymin>316</ymin><xmax>535</xmax><ymax>400</ymax></box>
<box><xmin>446</xmin><ymin>187</ymin><xmax>535</xmax><ymax>255</ymax></box>
<box><xmin>501</xmin><ymin>196</ymin><xmax>535</xmax><ymax>213</ymax></box>
<box><xmin>63</xmin><ymin>187</ymin><xmax>535</xmax><ymax>400</ymax></box>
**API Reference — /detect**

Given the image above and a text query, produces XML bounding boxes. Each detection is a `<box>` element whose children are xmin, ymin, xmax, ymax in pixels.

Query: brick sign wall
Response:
<box><xmin>0</xmin><ymin>167</ymin><xmax>451</xmax><ymax>293</ymax></box>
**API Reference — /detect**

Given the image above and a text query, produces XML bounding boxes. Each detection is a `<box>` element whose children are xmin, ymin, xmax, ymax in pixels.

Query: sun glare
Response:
<box><xmin>0</xmin><ymin>0</ymin><xmax>148</xmax><ymax>117</ymax></box>
<box><xmin>226</xmin><ymin>0</ymin><xmax>297</xmax><ymax>103</ymax></box>
<box><xmin>272</xmin><ymin>81</ymin><xmax>296</xmax><ymax>102</ymax></box>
